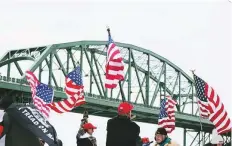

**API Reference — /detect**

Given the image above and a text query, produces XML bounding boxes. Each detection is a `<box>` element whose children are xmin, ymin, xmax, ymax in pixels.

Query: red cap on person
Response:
<box><xmin>83</xmin><ymin>123</ymin><xmax>97</xmax><ymax>130</ymax></box>
<box><xmin>118</xmin><ymin>102</ymin><xmax>133</xmax><ymax>115</ymax></box>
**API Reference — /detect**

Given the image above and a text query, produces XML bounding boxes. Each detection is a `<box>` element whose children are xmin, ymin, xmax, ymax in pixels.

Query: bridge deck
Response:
<box><xmin>0</xmin><ymin>80</ymin><xmax>214</xmax><ymax>133</ymax></box>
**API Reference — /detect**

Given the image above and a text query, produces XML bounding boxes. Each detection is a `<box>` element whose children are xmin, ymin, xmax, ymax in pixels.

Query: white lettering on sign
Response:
<box><xmin>16</xmin><ymin>106</ymin><xmax>55</xmax><ymax>141</ymax></box>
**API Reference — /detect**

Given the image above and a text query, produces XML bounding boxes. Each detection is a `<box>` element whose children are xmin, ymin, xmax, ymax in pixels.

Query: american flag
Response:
<box><xmin>105</xmin><ymin>35</ymin><xmax>124</xmax><ymax>89</ymax></box>
<box><xmin>26</xmin><ymin>71</ymin><xmax>54</xmax><ymax>118</ymax></box>
<box><xmin>48</xmin><ymin>66</ymin><xmax>85</xmax><ymax>113</ymax></box>
<box><xmin>158</xmin><ymin>96</ymin><xmax>177</xmax><ymax>133</ymax></box>
<box><xmin>194</xmin><ymin>74</ymin><xmax>231</xmax><ymax>134</ymax></box>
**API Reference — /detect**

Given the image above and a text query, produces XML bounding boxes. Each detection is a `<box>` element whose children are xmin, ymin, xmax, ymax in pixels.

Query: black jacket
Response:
<box><xmin>106</xmin><ymin>115</ymin><xmax>141</xmax><ymax>146</ymax></box>
<box><xmin>77</xmin><ymin>137</ymin><xmax>94</xmax><ymax>146</ymax></box>
<box><xmin>0</xmin><ymin>112</ymin><xmax>41</xmax><ymax>146</ymax></box>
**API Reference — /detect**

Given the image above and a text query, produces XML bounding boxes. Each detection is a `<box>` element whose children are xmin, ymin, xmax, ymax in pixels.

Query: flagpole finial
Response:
<box><xmin>190</xmin><ymin>69</ymin><xmax>196</xmax><ymax>74</ymax></box>
<box><xmin>106</xmin><ymin>26</ymin><xmax>111</xmax><ymax>37</ymax></box>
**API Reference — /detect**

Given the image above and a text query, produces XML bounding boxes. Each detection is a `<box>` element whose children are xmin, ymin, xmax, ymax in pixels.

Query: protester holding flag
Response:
<box><xmin>76</xmin><ymin>111</ymin><xmax>97</xmax><ymax>146</ymax></box>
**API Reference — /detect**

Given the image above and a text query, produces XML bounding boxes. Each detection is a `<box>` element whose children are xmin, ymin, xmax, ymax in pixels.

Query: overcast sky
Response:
<box><xmin>0</xmin><ymin>0</ymin><xmax>231</xmax><ymax>145</ymax></box>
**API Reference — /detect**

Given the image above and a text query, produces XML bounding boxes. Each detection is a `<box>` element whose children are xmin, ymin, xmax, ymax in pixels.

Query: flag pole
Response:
<box><xmin>106</xmin><ymin>27</ymin><xmax>126</xmax><ymax>102</ymax></box>
<box><xmin>191</xmin><ymin>69</ymin><xmax>204</xmax><ymax>145</ymax></box>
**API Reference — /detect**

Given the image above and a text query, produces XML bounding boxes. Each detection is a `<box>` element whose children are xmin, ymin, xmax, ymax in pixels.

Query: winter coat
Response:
<box><xmin>106</xmin><ymin>115</ymin><xmax>141</xmax><ymax>146</ymax></box>
<box><xmin>77</xmin><ymin>133</ymin><xmax>97</xmax><ymax>146</ymax></box>
<box><xmin>0</xmin><ymin>112</ymin><xmax>41</xmax><ymax>146</ymax></box>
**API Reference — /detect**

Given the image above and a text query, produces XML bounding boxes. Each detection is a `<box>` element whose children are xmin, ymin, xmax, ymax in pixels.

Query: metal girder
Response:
<box><xmin>181</xmin><ymin>86</ymin><xmax>192</xmax><ymax>112</ymax></box>
<box><xmin>89</xmin><ymin>52</ymin><xmax>93</xmax><ymax>94</ymax></box>
<box><xmin>83</xmin><ymin>47</ymin><xmax>103</xmax><ymax>96</ymax></box>
<box><xmin>135</xmin><ymin>76</ymin><xmax>146</xmax><ymax>104</ymax></box>
<box><xmin>21</xmin><ymin>45</ymin><xmax>55</xmax><ymax>79</ymax></box>
<box><xmin>146</xmin><ymin>54</ymin><xmax>150</xmax><ymax>105</ymax></box>
<box><xmin>70</xmin><ymin>48</ymin><xmax>193</xmax><ymax>98</ymax></box>
<box><xmin>54</xmin><ymin>51</ymin><xmax>67</xmax><ymax>77</ymax></box>
<box><xmin>92</xmin><ymin>52</ymin><xmax>106</xmax><ymax>98</ymax></box>
<box><xmin>116</xmin><ymin>67</ymin><xmax>129</xmax><ymax>100</ymax></box>
<box><xmin>150</xmin><ymin>63</ymin><xmax>165</xmax><ymax>106</ymax></box>
<box><xmin>53</xmin><ymin>41</ymin><xmax>194</xmax><ymax>82</ymax></box>
<box><xmin>131</xmin><ymin>50</ymin><xmax>145</xmax><ymax>104</ymax></box>
<box><xmin>0</xmin><ymin>46</ymin><xmax>46</xmax><ymax>62</ymax></box>
<box><xmin>0</xmin><ymin>56</ymin><xmax>34</xmax><ymax>67</ymax></box>
<box><xmin>0</xmin><ymin>80</ymin><xmax>214</xmax><ymax>131</ymax></box>
<box><xmin>128</xmin><ymin>48</ymin><xmax>132</xmax><ymax>101</ymax></box>
<box><xmin>45</xmin><ymin>58</ymin><xmax>58</xmax><ymax>87</ymax></box>
<box><xmin>14</xmin><ymin>62</ymin><xmax>23</xmax><ymax>76</ymax></box>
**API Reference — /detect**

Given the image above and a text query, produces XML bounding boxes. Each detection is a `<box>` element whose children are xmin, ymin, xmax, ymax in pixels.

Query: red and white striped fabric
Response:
<box><xmin>105</xmin><ymin>37</ymin><xmax>124</xmax><ymax>89</ymax></box>
<box><xmin>158</xmin><ymin>96</ymin><xmax>177</xmax><ymax>133</ymax></box>
<box><xmin>26</xmin><ymin>71</ymin><xmax>54</xmax><ymax>118</ymax></box>
<box><xmin>48</xmin><ymin>66</ymin><xmax>86</xmax><ymax>113</ymax></box>
<box><xmin>194</xmin><ymin>74</ymin><xmax>231</xmax><ymax>134</ymax></box>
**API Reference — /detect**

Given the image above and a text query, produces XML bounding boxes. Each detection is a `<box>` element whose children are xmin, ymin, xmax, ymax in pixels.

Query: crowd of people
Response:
<box><xmin>0</xmin><ymin>100</ymin><xmax>228</xmax><ymax>146</ymax></box>
<box><xmin>76</xmin><ymin>102</ymin><xmax>179</xmax><ymax>146</ymax></box>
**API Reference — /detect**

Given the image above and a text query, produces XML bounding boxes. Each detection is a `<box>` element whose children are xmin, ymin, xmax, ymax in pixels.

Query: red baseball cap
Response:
<box><xmin>118</xmin><ymin>102</ymin><xmax>133</xmax><ymax>114</ymax></box>
<box><xmin>82</xmin><ymin>123</ymin><xmax>97</xmax><ymax>130</ymax></box>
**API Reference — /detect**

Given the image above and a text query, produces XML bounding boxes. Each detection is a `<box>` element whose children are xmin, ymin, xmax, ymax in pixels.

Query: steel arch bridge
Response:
<box><xmin>0</xmin><ymin>41</ymin><xmax>231</xmax><ymax>145</ymax></box>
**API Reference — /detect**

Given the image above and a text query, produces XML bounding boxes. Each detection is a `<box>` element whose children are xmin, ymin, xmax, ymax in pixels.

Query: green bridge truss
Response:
<box><xmin>0</xmin><ymin>41</ymin><xmax>231</xmax><ymax>145</ymax></box>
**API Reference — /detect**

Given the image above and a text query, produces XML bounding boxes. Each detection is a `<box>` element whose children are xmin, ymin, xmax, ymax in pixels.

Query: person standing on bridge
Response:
<box><xmin>154</xmin><ymin>128</ymin><xmax>179</xmax><ymax>146</ymax></box>
<box><xmin>106</xmin><ymin>102</ymin><xmax>142</xmax><ymax>146</ymax></box>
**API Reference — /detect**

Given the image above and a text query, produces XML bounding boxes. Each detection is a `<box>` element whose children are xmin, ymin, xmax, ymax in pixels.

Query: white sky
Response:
<box><xmin>0</xmin><ymin>0</ymin><xmax>232</xmax><ymax>145</ymax></box>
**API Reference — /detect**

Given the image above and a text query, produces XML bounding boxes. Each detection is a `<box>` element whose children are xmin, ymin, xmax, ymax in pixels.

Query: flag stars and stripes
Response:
<box><xmin>193</xmin><ymin>74</ymin><xmax>232</xmax><ymax>134</ymax></box>
<box><xmin>26</xmin><ymin>71</ymin><xmax>54</xmax><ymax>118</ymax></box>
<box><xmin>36</xmin><ymin>83</ymin><xmax>53</xmax><ymax>103</ymax></box>
<box><xmin>47</xmin><ymin>66</ymin><xmax>86</xmax><ymax>113</ymax></box>
<box><xmin>194</xmin><ymin>75</ymin><xmax>207</xmax><ymax>102</ymax></box>
<box><xmin>105</xmin><ymin>35</ymin><xmax>125</xmax><ymax>89</ymax></box>
<box><xmin>158</xmin><ymin>96</ymin><xmax>177</xmax><ymax>133</ymax></box>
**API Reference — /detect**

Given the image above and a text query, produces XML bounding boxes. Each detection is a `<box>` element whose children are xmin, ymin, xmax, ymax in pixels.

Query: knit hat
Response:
<box><xmin>155</xmin><ymin>128</ymin><xmax>167</xmax><ymax>135</ymax></box>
